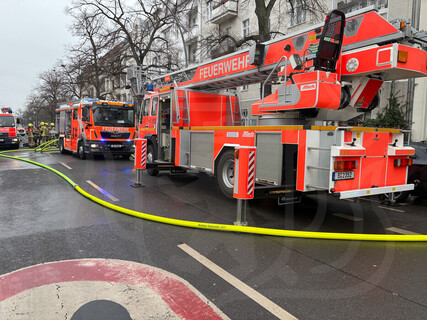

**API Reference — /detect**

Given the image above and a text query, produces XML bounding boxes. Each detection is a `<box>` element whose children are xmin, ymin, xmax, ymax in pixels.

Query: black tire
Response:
<box><xmin>338</xmin><ymin>86</ymin><xmax>351</xmax><ymax>110</ymax></box>
<box><xmin>147</xmin><ymin>144</ymin><xmax>159</xmax><ymax>176</ymax></box>
<box><xmin>59</xmin><ymin>139</ymin><xmax>67</xmax><ymax>154</ymax></box>
<box><xmin>216</xmin><ymin>150</ymin><xmax>235</xmax><ymax>198</ymax></box>
<box><xmin>78</xmin><ymin>142</ymin><xmax>86</xmax><ymax>160</ymax></box>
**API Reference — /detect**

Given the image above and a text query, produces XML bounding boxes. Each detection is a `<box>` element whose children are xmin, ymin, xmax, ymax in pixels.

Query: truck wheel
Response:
<box><xmin>78</xmin><ymin>142</ymin><xmax>86</xmax><ymax>160</ymax></box>
<box><xmin>216</xmin><ymin>150</ymin><xmax>235</xmax><ymax>198</ymax></box>
<box><xmin>147</xmin><ymin>144</ymin><xmax>159</xmax><ymax>176</ymax></box>
<box><xmin>59</xmin><ymin>139</ymin><xmax>67</xmax><ymax>154</ymax></box>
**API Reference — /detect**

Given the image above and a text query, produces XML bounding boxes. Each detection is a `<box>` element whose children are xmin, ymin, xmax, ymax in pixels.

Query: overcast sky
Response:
<box><xmin>0</xmin><ymin>0</ymin><xmax>76</xmax><ymax>113</ymax></box>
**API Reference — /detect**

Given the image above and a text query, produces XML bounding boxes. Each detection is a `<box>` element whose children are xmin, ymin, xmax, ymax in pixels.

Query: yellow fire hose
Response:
<box><xmin>34</xmin><ymin>139</ymin><xmax>59</xmax><ymax>152</ymax></box>
<box><xmin>1</xmin><ymin>149</ymin><xmax>426</xmax><ymax>242</ymax></box>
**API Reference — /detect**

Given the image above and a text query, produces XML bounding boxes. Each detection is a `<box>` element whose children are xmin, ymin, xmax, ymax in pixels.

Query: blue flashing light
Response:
<box><xmin>84</xmin><ymin>98</ymin><xmax>100</xmax><ymax>103</ymax></box>
<box><xmin>101</xmin><ymin>138</ymin><xmax>106</xmax><ymax>142</ymax></box>
<box><xmin>127</xmin><ymin>139</ymin><xmax>131</xmax><ymax>142</ymax></box>
<box><xmin>146</xmin><ymin>84</ymin><xmax>154</xmax><ymax>91</ymax></box>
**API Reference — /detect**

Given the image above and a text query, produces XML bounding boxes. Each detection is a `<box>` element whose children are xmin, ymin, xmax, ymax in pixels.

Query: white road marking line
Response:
<box><xmin>86</xmin><ymin>180</ymin><xmax>119</xmax><ymax>202</ymax></box>
<box><xmin>333</xmin><ymin>213</ymin><xmax>363</xmax><ymax>222</ymax></box>
<box><xmin>60</xmin><ymin>162</ymin><xmax>72</xmax><ymax>170</ymax></box>
<box><xmin>378</xmin><ymin>206</ymin><xmax>405</xmax><ymax>213</ymax></box>
<box><xmin>178</xmin><ymin>243</ymin><xmax>298</xmax><ymax>320</ymax></box>
<box><xmin>386</xmin><ymin>227</ymin><xmax>421</xmax><ymax>235</ymax></box>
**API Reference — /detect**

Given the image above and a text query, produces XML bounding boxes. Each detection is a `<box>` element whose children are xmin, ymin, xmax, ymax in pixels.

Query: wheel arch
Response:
<box><xmin>141</xmin><ymin>134</ymin><xmax>158</xmax><ymax>156</ymax></box>
<box><xmin>214</xmin><ymin>144</ymin><xmax>238</xmax><ymax>176</ymax></box>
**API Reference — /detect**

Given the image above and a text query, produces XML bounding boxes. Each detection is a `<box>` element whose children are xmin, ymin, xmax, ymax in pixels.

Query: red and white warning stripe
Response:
<box><xmin>141</xmin><ymin>139</ymin><xmax>147</xmax><ymax>168</ymax></box>
<box><xmin>247</xmin><ymin>151</ymin><xmax>255</xmax><ymax>195</ymax></box>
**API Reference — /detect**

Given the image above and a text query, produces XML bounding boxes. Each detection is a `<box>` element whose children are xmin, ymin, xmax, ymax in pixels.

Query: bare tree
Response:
<box><xmin>56</xmin><ymin>59</ymin><xmax>86</xmax><ymax>100</ymax></box>
<box><xmin>67</xmin><ymin>5</ymin><xmax>119</xmax><ymax>98</ymax></box>
<box><xmin>36</xmin><ymin>68</ymin><xmax>70</xmax><ymax>122</ymax></box>
<box><xmin>70</xmin><ymin>0</ymin><xmax>198</xmax><ymax>75</ymax></box>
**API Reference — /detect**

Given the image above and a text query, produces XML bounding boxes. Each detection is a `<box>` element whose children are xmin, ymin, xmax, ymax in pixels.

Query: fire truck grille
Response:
<box><xmin>100</xmin><ymin>132</ymin><xmax>131</xmax><ymax>139</ymax></box>
<box><xmin>0</xmin><ymin>132</ymin><xmax>9</xmax><ymax>138</ymax></box>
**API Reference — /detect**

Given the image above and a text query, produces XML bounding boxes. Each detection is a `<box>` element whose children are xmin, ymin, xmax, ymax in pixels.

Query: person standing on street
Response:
<box><xmin>49</xmin><ymin>122</ymin><xmax>55</xmax><ymax>141</ymax></box>
<box><xmin>41</xmin><ymin>122</ymin><xmax>49</xmax><ymax>144</ymax></box>
<box><xmin>26</xmin><ymin>123</ymin><xmax>34</xmax><ymax>148</ymax></box>
<box><xmin>34</xmin><ymin>123</ymin><xmax>41</xmax><ymax>146</ymax></box>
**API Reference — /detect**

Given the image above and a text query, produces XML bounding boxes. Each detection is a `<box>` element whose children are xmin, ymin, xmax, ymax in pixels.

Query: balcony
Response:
<box><xmin>337</xmin><ymin>0</ymin><xmax>388</xmax><ymax>14</ymax></box>
<box><xmin>211</xmin><ymin>0</ymin><xmax>238</xmax><ymax>24</ymax></box>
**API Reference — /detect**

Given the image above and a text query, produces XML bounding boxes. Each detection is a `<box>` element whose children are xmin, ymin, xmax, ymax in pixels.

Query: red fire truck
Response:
<box><xmin>55</xmin><ymin>99</ymin><xmax>136</xmax><ymax>159</ymax></box>
<box><xmin>128</xmin><ymin>8</ymin><xmax>427</xmax><ymax>201</ymax></box>
<box><xmin>0</xmin><ymin>107</ymin><xmax>20</xmax><ymax>149</ymax></box>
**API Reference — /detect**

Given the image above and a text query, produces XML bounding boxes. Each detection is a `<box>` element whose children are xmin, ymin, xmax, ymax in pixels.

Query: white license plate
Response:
<box><xmin>332</xmin><ymin>171</ymin><xmax>355</xmax><ymax>181</ymax></box>
<box><xmin>110</xmin><ymin>144</ymin><xmax>122</xmax><ymax>148</ymax></box>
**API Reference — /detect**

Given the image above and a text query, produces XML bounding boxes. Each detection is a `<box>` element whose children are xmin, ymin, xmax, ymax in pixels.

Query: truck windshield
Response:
<box><xmin>92</xmin><ymin>107</ymin><xmax>135</xmax><ymax>127</ymax></box>
<box><xmin>0</xmin><ymin>116</ymin><xmax>15</xmax><ymax>127</ymax></box>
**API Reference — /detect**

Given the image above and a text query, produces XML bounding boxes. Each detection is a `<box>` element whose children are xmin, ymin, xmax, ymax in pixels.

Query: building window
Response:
<box><xmin>242</xmin><ymin>19</ymin><xmax>250</xmax><ymax>38</ymax></box>
<box><xmin>336</xmin><ymin>0</ymin><xmax>386</xmax><ymax>14</ymax></box>
<box><xmin>188</xmin><ymin>42</ymin><xmax>197</xmax><ymax>63</ymax></box>
<box><xmin>189</xmin><ymin>7</ymin><xmax>198</xmax><ymax>29</ymax></box>
<box><xmin>206</xmin><ymin>0</ymin><xmax>213</xmax><ymax>21</ymax></box>
<box><xmin>241</xmin><ymin>84</ymin><xmax>248</xmax><ymax>91</ymax></box>
<box><xmin>105</xmin><ymin>79</ymin><xmax>112</xmax><ymax>91</ymax></box>
<box><xmin>290</xmin><ymin>0</ymin><xmax>306</xmax><ymax>26</ymax></box>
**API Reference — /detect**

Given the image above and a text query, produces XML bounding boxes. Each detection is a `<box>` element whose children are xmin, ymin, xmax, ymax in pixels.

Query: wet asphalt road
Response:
<box><xmin>1</xmin><ymin>149</ymin><xmax>427</xmax><ymax>319</ymax></box>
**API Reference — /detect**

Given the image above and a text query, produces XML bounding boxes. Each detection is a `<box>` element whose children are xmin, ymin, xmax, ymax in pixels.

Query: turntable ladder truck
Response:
<box><xmin>128</xmin><ymin>6</ymin><xmax>427</xmax><ymax>201</ymax></box>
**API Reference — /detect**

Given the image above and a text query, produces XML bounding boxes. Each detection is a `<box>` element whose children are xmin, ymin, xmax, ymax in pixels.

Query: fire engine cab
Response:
<box><xmin>0</xmin><ymin>107</ymin><xmax>20</xmax><ymax>149</ymax></box>
<box><xmin>55</xmin><ymin>99</ymin><xmax>136</xmax><ymax>159</ymax></box>
<box><xmin>128</xmin><ymin>7</ymin><xmax>427</xmax><ymax>201</ymax></box>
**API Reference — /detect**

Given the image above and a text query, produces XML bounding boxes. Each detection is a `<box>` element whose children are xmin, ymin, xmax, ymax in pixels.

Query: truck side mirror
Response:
<box><xmin>16</xmin><ymin>118</ymin><xmax>21</xmax><ymax>124</ymax></box>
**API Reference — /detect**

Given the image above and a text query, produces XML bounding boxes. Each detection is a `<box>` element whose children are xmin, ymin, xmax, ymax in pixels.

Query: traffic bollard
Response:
<box><xmin>233</xmin><ymin>146</ymin><xmax>256</xmax><ymax>226</ymax></box>
<box><xmin>131</xmin><ymin>138</ymin><xmax>147</xmax><ymax>188</ymax></box>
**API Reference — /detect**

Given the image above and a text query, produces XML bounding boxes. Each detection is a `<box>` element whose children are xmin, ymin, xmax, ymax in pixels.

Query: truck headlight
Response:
<box><xmin>90</xmin><ymin>143</ymin><xmax>99</xmax><ymax>148</ymax></box>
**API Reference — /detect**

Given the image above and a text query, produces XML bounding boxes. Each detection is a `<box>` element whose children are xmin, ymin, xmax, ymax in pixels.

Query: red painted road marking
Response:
<box><xmin>0</xmin><ymin>259</ymin><xmax>226</xmax><ymax>320</ymax></box>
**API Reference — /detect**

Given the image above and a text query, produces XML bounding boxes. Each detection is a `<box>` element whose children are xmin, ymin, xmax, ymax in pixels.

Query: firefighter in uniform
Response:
<box><xmin>26</xmin><ymin>124</ymin><xmax>34</xmax><ymax>147</ymax></box>
<box><xmin>41</xmin><ymin>122</ymin><xmax>49</xmax><ymax>144</ymax></box>
<box><xmin>34</xmin><ymin>123</ymin><xmax>42</xmax><ymax>146</ymax></box>
<box><xmin>50</xmin><ymin>122</ymin><xmax>55</xmax><ymax>140</ymax></box>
